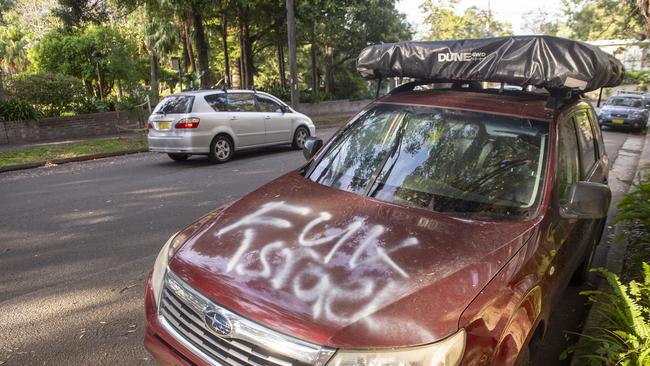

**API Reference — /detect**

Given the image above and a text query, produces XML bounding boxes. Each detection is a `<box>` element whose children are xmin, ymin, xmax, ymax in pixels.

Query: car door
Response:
<box><xmin>227</xmin><ymin>93</ymin><xmax>265</xmax><ymax>147</ymax></box>
<box><xmin>550</xmin><ymin>106</ymin><xmax>604</xmax><ymax>295</ymax></box>
<box><xmin>256</xmin><ymin>95</ymin><xmax>292</xmax><ymax>144</ymax></box>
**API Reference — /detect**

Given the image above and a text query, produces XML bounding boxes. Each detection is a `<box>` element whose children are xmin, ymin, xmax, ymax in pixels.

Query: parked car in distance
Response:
<box><xmin>597</xmin><ymin>92</ymin><xmax>649</xmax><ymax>132</ymax></box>
<box><xmin>144</xmin><ymin>87</ymin><xmax>611</xmax><ymax>366</ymax></box>
<box><xmin>147</xmin><ymin>89</ymin><xmax>316</xmax><ymax>163</ymax></box>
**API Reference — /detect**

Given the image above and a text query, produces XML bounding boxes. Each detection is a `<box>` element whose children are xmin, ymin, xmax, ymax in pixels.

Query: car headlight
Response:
<box><xmin>326</xmin><ymin>329</ymin><xmax>465</xmax><ymax>366</ymax></box>
<box><xmin>151</xmin><ymin>231</ymin><xmax>188</xmax><ymax>306</ymax></box>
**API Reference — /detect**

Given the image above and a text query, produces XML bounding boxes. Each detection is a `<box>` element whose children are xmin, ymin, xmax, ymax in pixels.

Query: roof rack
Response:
<box><xmin>357</xmin><ymin>36</ymin><xmax>624</xmax><ymax>94</ymax></box>
<box><xmin>387</xmin><ymin>78</ymin><xmax>581</xmax><ymax>110</ymax></box>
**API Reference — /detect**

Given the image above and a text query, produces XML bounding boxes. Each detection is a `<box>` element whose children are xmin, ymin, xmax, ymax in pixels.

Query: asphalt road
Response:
<box><xmin>0</xmin><ymin>128</ymin><xmax>635</xmax><ymax>365</ymax></box>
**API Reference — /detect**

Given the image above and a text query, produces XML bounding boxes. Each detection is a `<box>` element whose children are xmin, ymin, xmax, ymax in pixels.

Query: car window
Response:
<box><xmin>587</xmin><ymin>109</ymin><xmax>606</xmax><ymax>158</ymax></box>
<box><xmin>204</xmin><ymin>93</ymin><xmax>228</xmax><ymax>112</ymax></box>
<box><xmin>153</xmin><ymin>95</ymin><xmax>193</xmax><ymax>114</ymax></box>
<box><xmin>573</xmin><ymin>111</ymin><xmax>597</xmax><ymax>177</ymax></box>
<box><xmin>256</xmin><ymin>95</ymin><xmax>282</xmax><ymax>113</ymax></box>
<box><xmin>558</xmin><ymin>117</ymin><xmax>580</xmax><ymax>203</ymax></box>
<box><xmin>227</xmin><ymin>93</ymin><xmax>256</xmax><ymax>112</ymax></box>
<box><xmin>307</xmin><ymin>104</ymin><xmax>549</xmax><ymax>220</ymax></box>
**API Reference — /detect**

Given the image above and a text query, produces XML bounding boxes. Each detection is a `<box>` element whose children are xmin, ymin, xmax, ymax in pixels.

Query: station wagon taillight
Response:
<box><xmin>175</xmin><ymin>118</ymin><xmax>201</xmax><ymax>129</ymax></box>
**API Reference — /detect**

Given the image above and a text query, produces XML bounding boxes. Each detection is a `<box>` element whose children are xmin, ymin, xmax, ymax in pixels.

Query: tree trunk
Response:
<box><xmin>222</xmin><ymin>15</ymin><xmax>231</xmax><ymax>88</ymax></box>
<box><xmin>192</xmin><ymin>9</ymin><xmax>211</xmax><ymax>89</ymax></box>
<box><xmin>324</xmin><ymin>42</ymin><xmax>334</xmax><ymax>94</ymax></box>
<box><xmin>238</xmin><ymin>5</ymin><xmax>254</xmax><ymax>89</ymax></box>
<box><xmin>182</xmin><ymin>13</ymin><xmax>196</xmax><ymax>76</ymax></box>
<box><xmin>277</xmin><ymin>30</ymin><xmax>286</xmax><ymax>90</ymax></box>
<box><xmin>0</xmin><ymin>69</ymin><xmax>4</xmax><ymax>103</ymax></box>
<box><xmin>150</xmin><ymin>50</ymin><xmax>159</xmax><ymax>104</ymax></box>
<box><xmin>311</xmin><ymin>26</ymin><xmax>318</xmax><ymax>95</ymax></box>
<box><xmin>286</xmin><ymin>0</ymin><xmax>299</xmax><ymax>108</ymax></box>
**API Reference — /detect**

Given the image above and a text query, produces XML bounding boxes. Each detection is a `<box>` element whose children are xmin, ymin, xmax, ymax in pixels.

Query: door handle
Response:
<box><xmin>264</xmin><ymin>116</ymin><xmax>271</xmax><ymax>120</ymax></box>
<box><xmin>230</xmin><ymin>116</ymin><xmax>237</xmax><ymax>120</ymax></box>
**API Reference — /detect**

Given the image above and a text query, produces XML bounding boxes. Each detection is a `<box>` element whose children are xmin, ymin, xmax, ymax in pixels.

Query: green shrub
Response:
<box><xmin>0</xmin><ymin>100</ymin><xmax>40</xmax><ymax>121</ymax></box>
<box><xmin>565</xmin><ymin>265</ymin><xmax>650</xmax><ymax>365</ymax></box>
<box><xmin>623</xmin><ymin>70</ymin><xmax>650</xmax><ymax>85</ymax></box>
<box><xmin>616</xmin><ymin>178</ymin><xmax>650</xmax><ymax>280</ymax></box>
<box><xmin>74</xmin><ymin>98</ymin><xmax>111</xmax><ymax>114</ymax></box>
<box><xmin>5</xmin><ymin>72</ymin><xmax>85</xmax><ymax>117</ymax></box>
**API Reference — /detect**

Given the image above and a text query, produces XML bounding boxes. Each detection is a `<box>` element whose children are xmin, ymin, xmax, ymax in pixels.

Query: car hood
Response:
<box><xmin>169</xmin><ymin>173</ymin><xmax>537</xmax><ymax>348</ymax></box>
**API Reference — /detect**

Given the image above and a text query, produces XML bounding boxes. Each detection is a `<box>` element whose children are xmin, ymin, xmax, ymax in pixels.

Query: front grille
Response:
<box><xmin>159</xmin><ymin>271</ymin><xmax>334</xmax><ymax>366</ymax></box>
<box><xmin>612</xmin><ymin>113</ymin><xmax>628</xmax><ymax>118</ymax></box>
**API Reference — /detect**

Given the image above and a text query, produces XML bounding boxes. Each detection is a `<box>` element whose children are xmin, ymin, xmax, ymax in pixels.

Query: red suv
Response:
<box><xmin>144</xmin><ymin>86</ymin><xmax>612</xmax><ymax>366</ymax></box>
<box><xmin>144</xmin><ymin>37</ymin><xmax>617</xmax><ymax>366</ymax></box>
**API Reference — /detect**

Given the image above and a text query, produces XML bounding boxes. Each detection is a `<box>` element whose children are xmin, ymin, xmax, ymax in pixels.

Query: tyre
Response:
<box><xmin>167</xmin><ymin>153</ymin><xmax>189</xmax><ymax>162</ymax></box>
<box><xmin>209</xmin><ymin>135</ymin><xmax>234</xmax><ymax>163</ymax></box>
<box><xmin>292</xmin><ymin>126</ymin><xmax>310</xmax><ymax>150</ymax></box>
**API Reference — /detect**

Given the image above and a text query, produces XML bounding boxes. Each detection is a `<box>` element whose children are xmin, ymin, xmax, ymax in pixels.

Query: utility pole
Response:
<box><xmin>0</xmin><ymin>69</ymin><xmax>4</xmax><ymax>103</ymax></box>
<box><xmin>286</xmin><ymin>0</ymin><xmax>299</xmax><ymax>108</ymax></box>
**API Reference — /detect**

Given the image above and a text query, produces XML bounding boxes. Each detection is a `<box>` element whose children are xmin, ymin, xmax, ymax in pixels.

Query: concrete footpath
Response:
<box><xmin>569</xmin><ymin>131</ymin><xmax>650</xmax><ymax>366</ymax></box>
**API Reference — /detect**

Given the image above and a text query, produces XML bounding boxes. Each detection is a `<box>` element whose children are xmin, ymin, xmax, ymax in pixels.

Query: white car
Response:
<box><xmin>147</xmin><ymin>89</ymin><xmax>316</xmax><ymax>163</ymax></box>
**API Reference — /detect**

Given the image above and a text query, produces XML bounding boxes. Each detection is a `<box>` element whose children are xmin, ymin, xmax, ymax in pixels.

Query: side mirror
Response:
<box><xmin>560</xmin><ymin>181</ymin><xmax>611</xmax><ymax>219</ymax></box>
<box><xmin>302</xmin><ymin>136</ymin><xmax>323</xmax><ymax>160</ymax></box>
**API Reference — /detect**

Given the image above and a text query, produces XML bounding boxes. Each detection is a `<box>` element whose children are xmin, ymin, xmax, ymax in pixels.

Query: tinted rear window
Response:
<box><xmin>154</xmin><ymin>95</ymin><xmax>194</xmax><ymax>114</ymax></box>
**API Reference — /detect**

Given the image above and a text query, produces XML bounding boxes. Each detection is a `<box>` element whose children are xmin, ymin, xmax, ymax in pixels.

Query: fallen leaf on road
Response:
<box><xmin>119</xmin><ymin>284</ymin><xmax>137</xmax><ymax>293</ymax></box>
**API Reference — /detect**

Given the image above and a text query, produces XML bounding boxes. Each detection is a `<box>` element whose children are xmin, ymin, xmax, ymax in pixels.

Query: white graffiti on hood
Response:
<box><xmin>216</xmin><ymin>201</ymin><xmax>419</xmax><ymax>323</ymax></box>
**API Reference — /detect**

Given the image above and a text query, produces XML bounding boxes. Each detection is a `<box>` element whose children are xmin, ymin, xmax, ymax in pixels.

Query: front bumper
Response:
<box><xmin>599</xmin><ymin>116</ymin><xmax>647</xmax><ymax>129</ymax></box>
<box><xmin>144</xmin><ymin>273</ymin><xmax>209</xmax><ymax>366</ymax></box>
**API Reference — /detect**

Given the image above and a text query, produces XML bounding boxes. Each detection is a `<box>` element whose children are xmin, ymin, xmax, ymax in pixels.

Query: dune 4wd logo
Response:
<box><xmin>437</xmin><ymin>51</ymin><xmax>486</xmax><ymax>62</ymax></box>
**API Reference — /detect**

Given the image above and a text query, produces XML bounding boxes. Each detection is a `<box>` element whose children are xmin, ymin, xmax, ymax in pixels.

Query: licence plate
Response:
<box><xmin>157</xmin><ymin>121</ymin><xmax>171</xmax><ymax>130</ymax></box>
<box><xmin>612</xmin><ymin>119</ymin><xmax>624</xmax><ymax>124</ymax></box>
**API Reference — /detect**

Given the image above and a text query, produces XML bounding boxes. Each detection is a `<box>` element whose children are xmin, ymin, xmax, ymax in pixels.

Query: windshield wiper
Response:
<box><xmin>461</xmin><ymin>159</ymin><xmax>532</xmax><ymax>195</ymax></box>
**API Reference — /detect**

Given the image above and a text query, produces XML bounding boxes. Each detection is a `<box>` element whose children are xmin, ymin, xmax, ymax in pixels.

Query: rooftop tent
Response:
<box><xmin>357</xmin><ymin>36</ymin><xmax>624</xmax><ymax>93</ymax></box>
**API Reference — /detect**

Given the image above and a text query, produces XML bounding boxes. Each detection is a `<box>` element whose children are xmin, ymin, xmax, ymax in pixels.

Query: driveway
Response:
<box><xmin>0</xmin><ymin>127</ymin><xmax>639</xmax><ymax>365</ymax></box>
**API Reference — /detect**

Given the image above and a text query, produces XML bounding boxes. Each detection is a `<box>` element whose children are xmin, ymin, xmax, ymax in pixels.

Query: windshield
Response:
<box><xmin>607</xmin><ymin>97</ymin><xmax>643</xmax><ymax>108</ymax></box>
<box><xmin>306</xmin><ymin>104</ymin><xmax>549</xmax><ymax>220</ymax></box>
<box><xmin>153</xmin><ymin>95</ymin><xmax>194</xmax><ymax>114</ymax></box>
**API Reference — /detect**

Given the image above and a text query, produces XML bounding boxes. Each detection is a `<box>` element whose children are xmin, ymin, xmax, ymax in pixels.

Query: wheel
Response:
<box><xmin>209</xmin><ymin>135</ymin><xmax>234</xmax><ymax>163</ymax></box>
<box><xmin>167</xmin><ymin>153</ymin><xmax>189</xmax><ymax>162</ymax></box>
<box><xmin>571</xmin><ymin>220</ymin><xmax>606</xmax><ymax>286</ymax></box>
<box><xmin>292</xmin><ymin>126</ymin><xmax>310</xmax><ymax>150</ymax></box>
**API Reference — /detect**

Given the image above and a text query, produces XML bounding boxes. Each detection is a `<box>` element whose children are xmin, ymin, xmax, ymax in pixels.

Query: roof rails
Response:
<box><xmin>386</xmin><ymin>79</ymin><xmax>581</xmax><ymax>110</ymax></box>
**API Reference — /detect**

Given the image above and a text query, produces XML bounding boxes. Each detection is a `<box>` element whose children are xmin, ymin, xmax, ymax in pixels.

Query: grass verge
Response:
<box><xmin>0</xmin><ymin>135</ymin><xmax>147</xmax><ymax>168</ymax></box>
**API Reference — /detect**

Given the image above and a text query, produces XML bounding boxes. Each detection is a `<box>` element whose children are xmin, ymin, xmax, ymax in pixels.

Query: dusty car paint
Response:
<box><xmin>144</xmin><ymin>90</ymin><xmax>609</xmax><ymax>366</ymax></box>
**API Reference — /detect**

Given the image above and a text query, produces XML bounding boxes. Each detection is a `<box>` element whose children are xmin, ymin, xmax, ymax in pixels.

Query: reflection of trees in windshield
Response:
<box><xmin>309</xmin><ymin>107</ymin><xmax>400</xmax><ymax>194</ymax></box>
<box><xmin>308</xmin><ymin>105</ymin><xmax>549</xmax><ymax>220</ymax></box>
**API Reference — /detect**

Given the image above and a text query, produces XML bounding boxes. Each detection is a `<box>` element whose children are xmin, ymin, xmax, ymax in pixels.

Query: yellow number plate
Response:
<box><xmin>612</xmin><ymin>119</ymin><xmax>624</xmax><ymax>124</ymax></box>
<box><xmin>157</xmin><ymin>121</ymin><xmax>171</xmax><ymax>129</ymax></box>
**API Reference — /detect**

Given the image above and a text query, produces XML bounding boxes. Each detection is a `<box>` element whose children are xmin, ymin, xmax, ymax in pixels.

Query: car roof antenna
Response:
<box><xmin>597</xmin><ymin>87</ymin><xmax>603</xmax><ymax>108</ymax></box>
<box><xmin>375</xmin><ymin>78</ymin><xmax>383</xmax><ymax>99</ymax></box>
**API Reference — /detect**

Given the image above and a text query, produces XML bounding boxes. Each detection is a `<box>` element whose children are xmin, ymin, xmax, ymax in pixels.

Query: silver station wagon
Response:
<box><xmin>147</xmin><ymin>89</ymin><xmax>316</xmax><ymax>163</ymax></box>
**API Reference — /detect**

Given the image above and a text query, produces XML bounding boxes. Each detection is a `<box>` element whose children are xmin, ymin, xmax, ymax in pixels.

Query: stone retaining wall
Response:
<box><xmin>0</xmin><ymin>111</ymin><xmax>131</xmax><ymax>145</ymax></box>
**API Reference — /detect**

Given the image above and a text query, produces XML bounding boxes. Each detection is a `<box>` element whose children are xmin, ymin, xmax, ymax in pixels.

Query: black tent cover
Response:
<box><xmin>357</xmin><ymin>36</ymin><xmax>624</xmax><ymax>92</ymax></box>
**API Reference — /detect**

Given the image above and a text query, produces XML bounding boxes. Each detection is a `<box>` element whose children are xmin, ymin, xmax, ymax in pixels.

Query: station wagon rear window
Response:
<box><xmin>153</xmin><ymin>95</ymin><xmax>194</xmax><ymax>114</ymax></box>
<box><xmin>306</xmin><ymin>104</ymin><xmax>549</xmax><ymax>220</ymax></box>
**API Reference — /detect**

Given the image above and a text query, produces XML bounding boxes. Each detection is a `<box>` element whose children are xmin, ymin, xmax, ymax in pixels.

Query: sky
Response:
<box><xmin>398</xmin><ymin>0</ymin><xmax>565</xmax><ymax>39</ymax></box>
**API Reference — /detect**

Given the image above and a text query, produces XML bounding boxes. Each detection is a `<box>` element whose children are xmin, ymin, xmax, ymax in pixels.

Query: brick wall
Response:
<box><xmin>0</xmin><ymin>111</ymin><xmax>131</xmax><ymax>145</ymax></box>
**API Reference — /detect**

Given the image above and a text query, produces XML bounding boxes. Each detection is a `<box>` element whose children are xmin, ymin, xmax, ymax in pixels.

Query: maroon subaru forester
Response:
<box><xmin>144</xmin><ymin>36</ymin><xmax>617</xmax><ymax>366</ymax></box>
